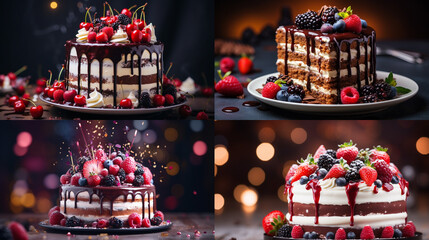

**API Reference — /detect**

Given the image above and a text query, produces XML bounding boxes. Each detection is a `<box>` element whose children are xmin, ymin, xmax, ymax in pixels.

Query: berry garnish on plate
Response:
<box><xmin>215</xmin><ymin>71</ymin><xmax>243</xmax><ymax>97</ymax></box>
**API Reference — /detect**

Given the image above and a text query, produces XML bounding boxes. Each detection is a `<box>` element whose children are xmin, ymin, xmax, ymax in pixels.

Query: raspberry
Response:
<box><xmin>100</xmin><ymin>168</ymin><xmax>109</xmax><ymax>177</ymax></box>
<box><xmin>112</xmin><ymin>157</ymin><xmax>123</xmax><ymax>166</ymax></box>
<box><xmin>215</xmin><ymin>76</ymin><xmax>243</xmax><ymax>97</ymax></box>
<box><xmin>97</xmin><ymin>218</ymin><xmax>108</xmax><ymax>228</ymax></box>
<box><xmin>48</xmin><ymin>206</ymin><xmax>60</xmax><ymax>217</ymax></box>
<box><xmin>373</xmin><ymin>159</ymin><xmax>393</xmax><ymax>183</ymax></box>
<box><xmin>109</xmin><ymin>164</ymin><xmax>120</xmax><ymax>175</ymax></box>
<box><xmin>128</xmin><ymin>213</ymin><xmax>142</xmax><ymax>228</ymax></box>
<box><xmin>341</xmin><ymin>87</ymin><xmax>359</xmax><ymax>104</ymax></box>
<box><xmin>262</xmin><ymin>82</ymin><xmax>281</xmax><ymax>99</ymax></box>
<box><xmin>402</xmin><ymin>223</ymin><xmax>415</xmax><ymax>237</ymax></box>
<box><xmin>360</xmin><ymin>225</ymin><xmax>375</xmax><ymax>240</ymax></box>
<box><xmin>142</xmin><ymin>167</ymin><xmax>153</xmax><ymax>185</ymax></box>
<box><xmin>291</xmin><ymin>225</ymin><xmax>304</xmax><ymax>238</ymax></box>
<box><xmin>60</xmin><ymin>174</ymin><xmax>71</xmax><ymax>185</ymax></box>
<box><xmin>8</xmin><ymin>222</ymin><xmax>28</xmax><ymax>240</ymax></box>
<box><xmin>220</xmin><ymin>57</ymin><xmax>235</xmax><ymax>73</ymax></box>
<box><xmin>70</xmin><ymin>173</ymin><xmax>82</xmax><ymax>186</ymax></box>
<box><xmin>335</xmin><ymin>228</ymin><xmax>346</xmax><ymax>240</ymax></box>
<box><xmin>125</xmin><ymin>173</ymin><xmax>135</xmax><ymax>183</ymax></box>
<box><xmin>407</xmin><ymin>221</ymin><xmax>417</xmax><ymax>232</ymax></box>
<box><xmin>196</xmin><ymin>111</ymin><xmax>209</xmax><ymax>120</ymax></box>
<box><xmin>154</xmin><ymin>211</ymin><xmax>164</xmax><ymax>221</ymax></box>
<box><xmin>381</xmin><ymin>226</ymin><xmax>394</xmax><ymax>238</ymax></box>
<box><xmin>141</xmin><ymin>218</ymin><xmax>151</xmax><ymax>228</ymax></box>
<box><xmin>121</xmin><ymin>157</ymin><xmax>137</xmax><ymax>174</ymax></box>
<box><xmin>49</xmin><ymin>211</ymin><xmax>65</xmax><ymax>225</ymax></box>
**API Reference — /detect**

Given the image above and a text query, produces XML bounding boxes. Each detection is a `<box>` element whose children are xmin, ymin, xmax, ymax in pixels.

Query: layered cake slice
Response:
<box><xmin>275</xmin><ymin>6</ymin><xmax>376</xmax><ymax>104</ymax></box>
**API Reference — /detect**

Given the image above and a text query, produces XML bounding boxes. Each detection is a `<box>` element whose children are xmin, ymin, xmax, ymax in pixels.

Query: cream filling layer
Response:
<box><xmin>279</xmin><ymin>43</ymin><xmax>371</xmax><ymax>61</ymax></box>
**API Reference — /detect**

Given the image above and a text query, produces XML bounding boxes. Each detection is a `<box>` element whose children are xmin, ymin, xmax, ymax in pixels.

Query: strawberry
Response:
<box><xmin>285</xmin><ymin>164</ymin><xmax>298</xmax><ymax>183</ymax></box>
<box><xmin>238</xmin><ymin>56</ymin><xmax>253</xmax><ymax>75</ymax></box>
<box><xmin>87</xmin><ymin>174</ymin><xmax>101</xmax><ymax>187</ymax></box>
<box><xmin>369</xmin><ymin>146</ymin><xmax>390</xmax><ymax>164</ymax></box>
<box><xmin>95</xmin><ymin>148</ymin><xmax>108</xmax><ymax>162</ymax></box>
<box><xmin>344</xmin><ymin>15</ymin><xmax>362</xmax><ymax>33</ymax></box>
<box><xmin>402</xmin><ymin>223</ymin><xmax>415</xmax><ymax>237</ymax></box>
<box><xmin>220</xmin><ymin>57</ymin><xmax>235</xmax><ymax>73</ymax></box>
<box><xmin>121</xmin><ymin>157</ymin><xmax>137</xmax><ymax>174</ymax></box>
<box><xmin>381</xmin><ymin>226</ymin><xmax>394</xmax><ymax>238</ymax></box>
<box><xmin>142</xmin><ymin>166</ymin><xmax>153</xmax><ymax>184</ymax></box>
<box><xmin>373</xmin><ymin>159</ymin><xmax>393</xmax><ymax>183</ymax></box>
<box><xmin>336</xmin><ymin>140</ymin><xmax>359</xmax><ymax>164</ymax></box>
<box><xmin>314</xmin><ymin>145</ymin><xmax>326</xmax><ymax>160</ymax></box>
<box><xmin>71</xmin><ymin>173</ymin><xmax>82</xmax><ymax>186</ymax></box>
<box><xmin>335</xmin><ymin>228</ymin><xmax>346</xmax><ymax>240</ymax></box>
<box><xmin>262</xmin><ymin>210</ymin><xmax>285</xmax><ymax>236</ymax></box>
<box><xmin>290</xmin><ymin>156</ymin><xmax>318</xmax><ymax>183</ymax></box>
<box><xmin>262</xmin><ymin>82</ymin><xmax>281</xmax><ymax>99</ymax></box>
<box><xmin>82</xmin><ymin>159</ymin><xmax>103</xmax><ymax>178</ymax></box>
<box><xmin>360</xmin><ymin>225</ymin><xmax>375</xmax><ymax>239</ymax></box>
<box><xmin>324</xmin><ymin>159</ymin><xmax>347</xmax><ymax>180</ymax></box>
<box><xmin>215</xmin><ymin>71</ymin><xmax>243</xmax><ymax>97</ymax></box>
<box><xmin>359</xmin><ymin>165</ymin><xmax>377</xmax><ymax>186</ymax></box>
<box><xmin>291</xmin><ymin>225</ymin><xmax>304</xmax><ymax>238</ymax></box>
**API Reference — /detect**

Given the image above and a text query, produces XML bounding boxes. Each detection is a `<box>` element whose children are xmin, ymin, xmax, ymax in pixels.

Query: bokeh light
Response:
<box><xmin>164</xmin><ymin>128</ymin><xmax>178</xmax><ymax>142</ymax></box>
<box><xmin>258</xmin><ymin>127</ymin><xmax>275</xmax><ymax>143</ymax></box>
<box><xmin>248</xmin><ymin>167</ymin><xmax>265</xmax><ymax>186</ymax></box>
<box><xmin>13</xmin><ymin>144</ymin><xmax>28</xmax><ymax>157</ymax></box>
<box><xmin>44</xmin><ymin>174</ymin><xmax>60</xmax><ymax>189</ymax></box>
<box><xmin>215</xmin><ymin>145</ymin><xmax>229</xmax><ymax>166</ymax></box>
<box><xmin>214</xmin><ymin>165</ymin><xmax>217</xmax><ymax>176</ymax></box>
<box><xmin>214</xmin><ymin>193</ymin><xmax>225</xmax><ymax>210</ymax></box>
<box><xmin>164</xmin><ymin>196</ymin><xmax>178</xmax><ymax>210</ymax></box>
<box><xmin>240</xmin><ymin>188</ymin><xmax>258</xmax><ymax>207</ymax></box>
<box><xmin>142</xmin><ymin>129</ymin><xmax>157</xmax><ymax>144</ymax></box>
<box><xmin>17</xmin><ymin>131</ymin><xmax>32</xmax><ymax>148</ymax></box>
<box><xmin>193</xmin><ymin>141</ymin><xmax>207</xmax><ymax>156</ymax></box>
<box><xmin>127</xmin><ymin>129</ymin><xmax>142</xmax><ymax>144</ymax></box>
<box><xmin>416</xmin><ymin>137</ymin><xmax>429</xmax><ymax>155</ymax></box>
<box><xmin>277</xmin><ymin>185</ymin><xmax>288</xmax><ymax>202</ymax></box>
<box><xmin>21</xmin><ymin>193</ymin><xmax>35</xmax><ymax>208</ymax></box>
<box><xmin>133</xmin><ymin>120</ymin><xmax>148</xmax><ymax>131</ymax></box>
<box><xmin>190</xmin><ymin>120</ymin><xmax>204</xmax><ymax>132</ymax></box>
<box><xmin>36</xmin><ymin>197</ymin><xmax>52</xmax><ymax>213</ymax></box>
<box><xmin>233</xmin><ymin>184</ymin><xmax>248</xmax><ymax>203</ymax></box>
<box><xmin>166</xmin><ymin>161</ymin><xmax>180</xmax><ymax>176</ymax></box>
<box><xmin>50</xmin><ymin>1</ymin><xmax>58</xmax><ymax>9</ymax></box>
<box><xmin>291</xmin><ymin>128</ymin><xmax>307</xmax><ymax>144</ymax></box>
<box><xmin>256</xmin><ymin>142</ymin><xmax>275</xmax><ymax>161</ymax></box>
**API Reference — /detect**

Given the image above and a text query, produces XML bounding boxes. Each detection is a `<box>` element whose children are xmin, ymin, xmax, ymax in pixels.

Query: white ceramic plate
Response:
<box><xmin>39</xmin><ymin>94</ymin><xmax>187</xmax><ymax>115</ymax></box>
<box><xmin>247</xmin><ymin>71</ymin><xmax>418</xmax><ymax>114</ymax></box>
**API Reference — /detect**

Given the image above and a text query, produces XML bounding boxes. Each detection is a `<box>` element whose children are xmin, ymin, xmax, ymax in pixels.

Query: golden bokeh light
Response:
<box><xmin>248</xmin><ymin>167</ymin><xmax>265</xmax><ymax>186</ymax></box>
<box><xmin>21</xmin><ymin>193</ymin><xmax>35</xmax><ymax>208</ymax></box>
<box><xmin>215</xmin><ymin>193</ymin><xmax>225</xmax><ymax>210</ymax></box>
<box><xmin>282</xmin><ymin>160</ymin><xmax>296</xmax><ymax>178</ymax></box>
<box><xmin>241</xmin><ymin>189</ymin><xmax>258</xmax><ymax>207</ymax></box>
<box><xmin>215</xmin><ymin>145</ymin><xmax>229</xmax><ymax>166</ymax></box>
<box><xmin>166</xmin><ymin>161</ymin><xmax>180</xmax><ymax>176</ymax></box>
<box><xmin>233</xmin><ymin>184</ymin><xmax>248</xmax><ymax>203</ymax></box>
<box><xmin>258</xmin><ymin>127</ymin><xmax>276</xmax><ymax>143</ymax></box>
<box><xmin>416</xmin><ymin>137</ymin><xmax>429</xmax><ymax>155</ymax></box>
<box><xmin>256</xmin><ymin>142</ymin><xmax>275</xmax><ymax>161</ymax></box>
<box><xmin>277</xmin><ymin>185</ymin><xmax>288</xmax><ymax>202</ymax></box>
<box><xmin>242</xmin><ymin>204</ymin><xmax>257</xmax><ymax>214</ymax></box>
<box><xmin>214</xmin><ymin>165</ymin><xmax>217</xmax><ymax>176</ymax></box>
<box><xmin>291</xmin><ymin>128</ymin><xmax>307</xmax><ymax>144</ymax></box>
<box><xmin>36</xmin><ymin>197</ymin><xmax>52</xmax><ymax>213</ymax></box>
<box><xmin>50</xmin><ymin>1</ymin><xmax>58</xmax><ymax>9</ymax></box>
<box><xmin>164</xmin><ymin>128</ymin><xmax>178</xmax><ymax>142</ymax></box>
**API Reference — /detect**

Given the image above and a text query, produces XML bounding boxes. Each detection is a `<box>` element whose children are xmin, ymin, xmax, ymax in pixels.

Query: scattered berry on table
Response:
<box><xmin>220</xmin><ymin>57</ymin><xmax>235</xmax><ymax>73</ymax></box>
<box><xmin>215</xmin><ymin>75</ymin><xmax>244</xmax><ymax>97</ymax></box>
<box><xmin>238</xmin><ymin>56</ymin><xmax>253</xmax><ymax>75</ymax></box>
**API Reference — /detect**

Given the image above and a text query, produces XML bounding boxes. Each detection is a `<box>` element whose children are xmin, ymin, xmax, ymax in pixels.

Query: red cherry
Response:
<box><xmin>121</xmin><ymin>8</ymin><xmax>132</xmax><ymax>18</ymax></box>
<box><xmin>137</xmin><ymin>21</ymin><xmax>146</xmax><ymax>30</ymax></box>
<box><xmin>96</xmin><ymin>32</ymin><xmax>108</xmax><ymax>43</ymax></box>
<box><xmin>164</xmin><ymin>94</ymin><xmax>174</xmax><ymax>105</ymax></box>
<box><xmin>83</xmin><ymin>22</ymin><xmax>93</xmax><ymax>31</ymax></box>
<box><xmin>15</xmin><ymin>85</ymin><xmax>25</xmax><ymax>96</ymax></box>
<box><xmin>63</xmin><ymin>90</ymin><xmax>77</xmax><ymax>103</ymax></box>
<box><xmin>53</xmin><ymin>89</ymin><xmax>65</xmax><ymax>102</ymax></box>
<box><xmin>196</xmin><ymin>111</ymin><xmax>209</xmax><ymax>120</ymax></box>
<box><xmin>153</xmin><ymin>94</ymin><xmax>165</xmax><ymax>107</ymax></box>
<box><xmin>100</xmin><ymin>16</ymin><xmax>108</xmax><ymax>21</ymax></box>
<box><xmin>74</xmin><ymin>95</ymin><xmax>86</xmax><ymax>106</ymax></box>
<box><xmin>179</xmin><ymin>105</ymin><xmax>192</xmax><ymax>118</ymax></box>
<box><xmin>8</xmin><ymin>95</ymin><xmax>20</xmax><ymax>107</ymax></box>
<box><xmin>202</xmin><ymin>87</ymin><xmax>213</xmax><ymax>97</ymax></box>
<box><xmin>30</xmin><ymin>105</ymin><xmax>43</xmax><ymax>119</ymax></box>
<box><xmin>48</xmin><ymin>88</ymin><xmax>56</xmax><ymax>98</ymax></box>
<box><xmin>144</xmin><ymin>27</ymin><xmax>152</xmax><ymax>36</ymax></box>
<box><xmin>22</xmin><ymin>93</ymin><xmax>30</xmax><ymax>106</ymax></box>
<box><xmin>142</xmin><ymin>31</ymin><xmax>151</xmax><ymax>43</ymax></box>
<box><xmin>53</xmin><ymin>81</ymin><xmax>65</xmax><ymax>90</ymax></box>
<box><xmin>43</xmin><ymin>87</ymin><xmax>50</xmax><ymax>97</ymax></box>
<box><xmin>88</xmin><ymin>31</ymin><xmax>97</xmax><ymax>43</ymax></box>
<box><xmin>131</xmin><ymin>30</ymin><xmax>143</xmax><ymax>43</ymax></box>
<box><xmin>35</xmin><ymin>86</ymin><xmax>44</xmax><ymax>94</ymax></box>
<box><xmin>79</xmin><ymin>22</ymin><xmax>85</xmax><ymax>29</ymax></box>
<box><xmin>8</xmin><ymin>72</ymin><xmax>16</xmax><ymax>81</ymax></box>
<box><xmin>14</xmin><ymin>100</ymin><xmax>26</xmax><ymax>113</ymax></box>
<box><xmin>126</xmin><ymin>24</ymin><xmax>138</xmax><ymax>37</ymax></box>
<box><xmin>119</xmin><ymin>98</ymin><xmax>133</xmax><ymax>109</ymax></box>
<box><xmin>102</xmin><ymin>27</ymin><xmax>114</xmax><ymax>40</ymax></box>
<box><xmin>106</xmin><ymin>16</ymin><xmax>117</xmax><ymax>25</ymax></box>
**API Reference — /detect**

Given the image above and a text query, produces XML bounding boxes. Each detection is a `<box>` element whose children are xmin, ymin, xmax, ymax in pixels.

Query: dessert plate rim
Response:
<box><xmin>247</xmin><ymin>71</ymin><xmax>418</xmax><ymax>114</ymax></box>
<box><xmin>263</xmin><ymin>232</ymin><xmax>423</xmax><ymax>240</ymax></box>
<box><xmin>39</xmin><ymin>94</ymin><xmax>187</xmax><ymax>115</ymax></box>
<box><xmin>39</xmin><ymin>220</ymin><xmax>173</xmax><ymax>235</ymax></box>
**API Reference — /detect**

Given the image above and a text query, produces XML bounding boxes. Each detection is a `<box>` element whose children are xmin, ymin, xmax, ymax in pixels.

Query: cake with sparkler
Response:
<box><xmin>263</xmin><ymin>141</ymin><xmax>418</xmax><ymax>239</ymax></box>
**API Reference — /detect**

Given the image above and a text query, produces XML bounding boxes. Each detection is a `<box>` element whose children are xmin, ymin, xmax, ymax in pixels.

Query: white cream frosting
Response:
<box><xmin>127</xmin><ymin>91</ymin><xmax>139</xmax><ymax>107</ymax></box>
<box><xmin>144</xmin><ymin>23</ymin><xmax>157</xmax><ymax>43</ymax></box>
<box><xmin>180</xmin><ymin>77</ymin><xmax>197</xmax><ymax>94</ymax></box>
<box><xmin>2</xmin><ymin>76</ymin><xmax>11</xmax><ymax>90</ymax></box>
<box><xmin>318</xmin><ymin>178</ymin><xmax>337</xmax><ymax>189</ymax></box>
<box><xmin>86</xmin><ymin>88</ymin><xmax>105</xmax><ymax>108</ymax></box>
<box><xmin>110</xmin><ymin>28</ymin><xmax>130</xmax><ymax>44</ymax></box>
<box><xmin>76</xmin><ymin>28</ymin><xmax>89</xmax><ymax>43</ymax></box>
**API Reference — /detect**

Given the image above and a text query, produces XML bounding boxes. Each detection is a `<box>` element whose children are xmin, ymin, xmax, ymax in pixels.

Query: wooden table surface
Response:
<box><xmin>1</xmin><ymin>213</ymin><xmax>214</xmax><ymax>239</ymax></box>
<box><xmin>0</xmin><ymin>86</ymin><xmax>213</xmax><ymax>120</ymax></box>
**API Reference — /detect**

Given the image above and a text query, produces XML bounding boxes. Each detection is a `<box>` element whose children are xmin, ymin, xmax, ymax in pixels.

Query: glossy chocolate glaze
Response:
<box><xmin>282</xmin><ymin>26</ymin><xmax>376</xmax><ymax>102</ymax></box>
<box><xmin>61</xmin><ymin>184</ymin><xmax>156</xmax><ymax>220</ymax></box>
<box><xmin>64</xmin><ymin>40</ymin><xmax>164</xmax><ymax>107</ymax></box>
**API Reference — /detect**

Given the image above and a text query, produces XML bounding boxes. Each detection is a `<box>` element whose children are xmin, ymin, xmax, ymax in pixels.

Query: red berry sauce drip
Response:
<box><xmin>373</xmin><ymin>185</ymin><xmax>378</xmax><ymax>194</ymax></box>
<box><xmin>345</xmin><ymin>182</ymin><xmax>360</xmax><ymax>226</ymax></box>
<box><xmin>382</xmin><ymin>182</ymin><xmax>394</xmax><ymax>192</ymax></box>
<box><xmin>305</xmin><ymin>179</ymin><xmax>321</xmax><ymax>224</ymax></box>
<box><xmin>398</xmin><ymin>177</ymin><xmax>409</xmax><ymax>223</ymax></box>
<box><xmin>285</xmin><ymin>182</ymin><xmax>294</xmax><ymax>221</ymax></box>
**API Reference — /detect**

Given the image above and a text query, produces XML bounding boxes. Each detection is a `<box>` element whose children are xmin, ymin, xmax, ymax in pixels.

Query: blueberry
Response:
<box><xmin>103</xmin><ymin>159</ymin><xmax>113</xmax><ymax>169</ymax></box>
<box><xmin>391</xmin><ymin>176</ymin><xmax>399</xmax><ymax>184</ymax></box>
<box><xmin>333</xmin><ymin>20</ymin><xmax>346</xmax><ymax>32</ymax></box>
<box><xmin>334</xmin><ymin>13</ymin><xmax>341</xmax><ymax>21</ymax></box>
<box><xmin>280</xmin><ymin>84</ymin><xmax>289</xmax><ymax>91</ymax></box>
<box><xmin>303</xmin><ymin>232</ymin><xmax>310</xmax><ymax>239</ymax></box>
<box><xmin>394</xmin><ymin>229</ymin><xmax>402</xmax><ymax>238</ymax></box>
<box><xmin>321</xmin><ymin>23</ymin><xmax>334</xmax><ymax>33</ymax></box>
<box><xmin>310</xmin><ymin>231</ymin><xmax>318</xmax><ymax>239</ymax></box>
<box><xmin>288</xmin><ymin>94</ymin><xmax>302</xmax><ymax>103</ymax></box>
<box><xmin>276</xmin><ymin>89</ymin><xmax>289</xmax><ymax>101</ymax></box>
<box><xmin>300</xmin><ymin>176</ymin><xmax>309</xmax><ymax>185</ymax></box>
<box><xmin>361</xmin><ymin>19</ymin><xmax>368</xmax><ymax>28</ymax></box>
<box><xmin>318</xmin><ymin>168</ymin><xmax>328</xmax><ymax>179</ymax></box>
<box><xmin>347</xmin><ymin>231</ymin><xmax>356</xmax><ymax>239</ymax></box>
<box><xmin>78</xmin><ymin>177</ymin><xmax>87</xmax><ymax>186</ymax></box>
<box><xmin>388</xmin><ymin>86</ymin><xmax>397</xmax><ymax>99</ymax></box>
<box><xmin>336</xmin><ymin>177</ymin><xmax>347</xmax><ymax>186</ymax></box>
<box><xmin>309</xmin><ymin>173</ymin><xmax>317</xmax><ymax>180</ymax></box>
<box><xmin>374</xmin><ymin>179</ymin><xmax>382</xmax><ymax>188</ymax></box>
<box><xmin>326</xmin><ymin>232</ymin><xmax>335</xmax><ymax>239</ymax></box>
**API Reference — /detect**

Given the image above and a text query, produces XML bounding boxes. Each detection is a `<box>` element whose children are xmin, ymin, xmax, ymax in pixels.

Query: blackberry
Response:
<box><xmin>118</xmin><ymin>168</ymin><xmax>126</xmax><ymax>181</ymax></box>
<box><xmin>150</xmin><ymin>216</ymin><xmax>162</xmax><ymax>226</ymax></box>
<box><xmin>287</xmin><ymin>84</ymin><xmax>305</xmax><ymax>98</ymax></box>
<box><xmin>135</xmin><ymin>164</ymin><xmax>144</xmax><ymax>176</ymax></box>
<box><xmin>362</xmin><ymin>94</ymin><xmax>377</xmax><ymax>103</ymax></box>
<box><xmin>109</xmin><ymin>217</ymin><xmax>123</xmax><ymax>228</ymax></box>
<box><xmin>133</xmin><ymin>175</ymin><xmax>144</xmax><ymax>186</ymax></box>
<box><xmin>140</xmin><ymin>92</ymin><xmax>152</xmax><ymax>108</ymax></box>
<box><xmin>117</xmin><ymin>14</ymin><xmax>131</xmax><ymax>25</ymax></box>
<box><xmin>66</xmin><ymin>216</ymin><xmax>82</xmax><ymax>227</ymax></box>
<box><xmin>162</xmin><ymin>84</ymin><xmax>177</xmax><ymax>98</ymax></box>
<box><xmin>361</xmin><ymin>85</ymin><xmax>375</xmax><ymax>96</ymax></box>
<box><xmin>112</xmin><ymin>21</ymin><xmax>120</xmax><ymax>30</ymax></box>
<box><xmin>349</xmin><ymin>160</ymin><xmax>365</xmax><ymax>171</ymax></box>
<box><xmin>277</xmin><ymin>224</ymin><xmax>292</xmax><ymax>237</ymax></box>
<box><xmin>266</xmin><ymin>76</ymin><xmax>277</xmax><ymax>84</ymax></box>
<box><xmin>374</xmin><ymin>82</ymin><xmax>391</xmax><ymax>100</ymax></box>
<box><xmin>325</xmin><ymin>149</ymin><xmax>337</xmax><ymax>159</ymax></box>
<box><xmin>317</xmin><ymin>154</ymin><xmax>336</xmax><ymax>171</ymax></box>
<box><xmin>295</xmin><ymin>11</ymin><xmax>322</xmax><ymax>30</ymax></box>
<box><xmin>103</xmin><ymin>174</ymin><xmax>116</xmax><ymax>186</ymax></box>
<box><xmin>0</xmin><ymin>225</ymin><xmax>12</xmax><ymax>240</ymax></box>
<box><xmin>321</xmin><ymin>7</ymin><xmax>339</xmax><ymax>24</ymax></box>
<box><xmin>117</xmin><ymin>151</ymin><xmax>126</xmax><ymax>160</ymax></box>
<box><xmin>345</xmin><ymin>169</ymin><xmax>360</xmax><ymax>182</ymax></box>
<box><xmin>77</xmin><ymin>156</ymin><xmax>90</xmax><ymax>171</ymax></box>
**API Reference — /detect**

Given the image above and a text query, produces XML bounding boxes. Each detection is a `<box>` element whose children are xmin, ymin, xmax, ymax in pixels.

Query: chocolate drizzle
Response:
<box><xmin>60</xmin><ymin>185</ymin><xmax>156</xmax><ymax>220</ymax></box>
<box><xmin>64</xmin><ymin>40</ymin><xmax>164</xmax><ymax>107</ymax></box>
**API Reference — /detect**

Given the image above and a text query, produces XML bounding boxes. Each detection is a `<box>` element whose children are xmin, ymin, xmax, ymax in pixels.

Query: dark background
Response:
<box><xmin>215</xmin><ymin>0</ymin><xmax>429</xmax><ymax>40</ymax></box>
<box><xmin>0</xmin><ymin>0</ymin><xmax>214</xmax><ymax>84</ymax></box>
<box><xmin>0</xmin><ymin>120</ymin><xmax>214</xmax><ymax>215</ymax></box>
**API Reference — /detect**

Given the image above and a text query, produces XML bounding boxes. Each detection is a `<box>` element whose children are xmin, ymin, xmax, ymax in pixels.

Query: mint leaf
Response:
<box><xmin>214</xmin><ymin>61</ymin><xmax>219</xmax><ymax>68</ymax></box>
<box><xmin>338</xmin><ymin>12</ymin><xmax>348</xmax><ymax>19</ymax></box>
<box><xmin>385</xmin><ymin>72</ymin><xmax>396</xmax><ymax>86</ymax></box>
<box><xmin>395</xmin><ymin>87</ymin><xmax>411</xmax><ymax>94</ymax></box>
<box><xmin>347</xmin><ymin>6</ymin><xmax>351</xmax><ymax>12</ymax></box>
